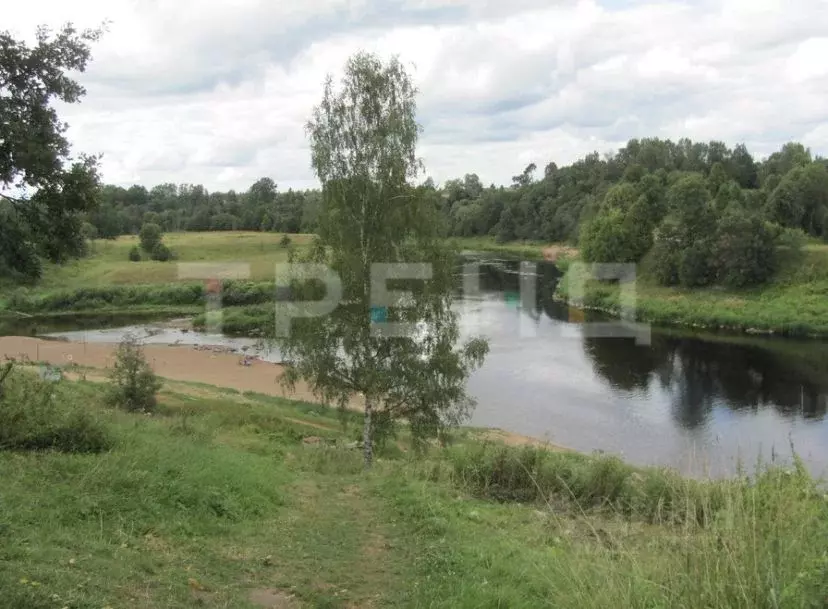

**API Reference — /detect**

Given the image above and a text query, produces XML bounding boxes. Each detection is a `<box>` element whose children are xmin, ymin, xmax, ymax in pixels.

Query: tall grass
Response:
<box><xmin>393</xmin><ymin>442</ymin><xmax>828</xmax><ymax>608</ymax></box>
<box><xmin>2</xmin><ymin>280</ymin><xmax>280</xmax><ymax>315</ymax></box>
<box><xmin>0</xmin><ymin>367</ymin><xmax>113</xmax><ymax>453</ymax></box>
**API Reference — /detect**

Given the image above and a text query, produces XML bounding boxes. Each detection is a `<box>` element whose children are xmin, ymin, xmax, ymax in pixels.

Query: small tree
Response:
<box><xmin>107</xmin><ymin>334</ymin><xmax>162</xmax><ymax>412</ymax></box>
<box><xmin>279</xmin><ymin>52</ymin><xmax>488</xmax><ymax>468</ymax></box>
<box><xmin>139</xmin><ymin>223</ymin><xmax>163</xmax><ymax>253</ymax></box>
<box><xmin>128</xmin><ymin>245</ymin><xmax>141</xmax><ymax>262</ymax></box>
<box><xmin>150</xmin><ymin>243</ymin><xmax>173</xmax><ymax>262</ymax></box>
<box><xmin>280</xmin><ymin>234</ymin><xmax>292</xmax><ymax>248</ymax></box>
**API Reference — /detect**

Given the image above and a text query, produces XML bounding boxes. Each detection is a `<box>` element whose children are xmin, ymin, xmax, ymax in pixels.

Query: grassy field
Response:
<box><xmin>556</xmin><ymin>244</ymin><xmax>828</xmax><ymax>337</ymax></box>
<box><xmin>32</xmin><ymin>233</ymin><xmax>548</xmax><ymax>291</ymax></box>
<box><xmin>1</xmin><ymin>369</ymin><xmax>827</xmax><ymax>608</ymax></box>
<box><xmin>37</xmin><ymin>232</ymin><xmax>315</xmax><ymax>289</ymax></box>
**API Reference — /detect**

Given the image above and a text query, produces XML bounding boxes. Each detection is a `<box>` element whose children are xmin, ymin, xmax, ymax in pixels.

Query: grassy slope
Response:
<box><xmin>2</xmin><ymin>376</ymin><xmax>827</xmax><ymax>608</ymax></box>
<box><xmin>556</xmin><ymin>244</ymin><xmax>828</xmax><ymax>337</ymax></box>
<box><xmin>38</xmin><ymin>232</ymin><xmax>316</xmax><ymax>288</ymax></box>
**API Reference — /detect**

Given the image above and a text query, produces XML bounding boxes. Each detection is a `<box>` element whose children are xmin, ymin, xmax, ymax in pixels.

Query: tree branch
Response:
<box><xmin>0</xmin><ymin>192</ymin><xmax>26</xmax><ymax>206</ymax></box>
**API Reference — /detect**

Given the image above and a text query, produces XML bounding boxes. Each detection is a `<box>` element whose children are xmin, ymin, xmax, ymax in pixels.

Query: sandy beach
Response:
<box><xmin>0</xmin><ymin>335</ymin><xmax>333</xmax><ymax>404</ymax></box>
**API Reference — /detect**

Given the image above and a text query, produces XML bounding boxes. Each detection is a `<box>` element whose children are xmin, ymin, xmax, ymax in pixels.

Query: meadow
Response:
<box><xmin>1</xmin><ymin>368</ymin><xmax>826</xmax><ymax>608</ymax></box>
<box><xmin>38</xmin><ymin>232</ymin><xmax>317</xmax><ymax>288</ymax></box>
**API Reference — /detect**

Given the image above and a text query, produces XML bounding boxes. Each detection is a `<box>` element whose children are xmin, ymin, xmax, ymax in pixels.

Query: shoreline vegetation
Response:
<box><xmin>3</xmin><ymin>233</ymin><xmax>828</xmax><ymax>338</ymax></box>
<box><xmin>554</xmin><ymin>243</ymin><xmax>828</xmax><ymax>338</ymax></box>
<box><xmin>1</xmin><ymin>365</ymin><xmax>827</xmax><ymax>607</ymax></box>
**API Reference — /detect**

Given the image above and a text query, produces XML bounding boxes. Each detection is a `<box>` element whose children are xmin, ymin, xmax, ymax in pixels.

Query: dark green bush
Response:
<box><xmin>128</xmin><ymin>245</ymin><xmax>142</xmax><ymax>262</ymax></box>
<box><xmin>106</xmin><ymin>334</ymin><xmax>163</xmax><ymax>413</ymax></box>
<box><xmin>138</xmin><ymin>223</ymin><xmax>163</xmax><ymax>252</ymax></box>
<box><xmin>0</xmin><ymin>365</ymin><xmax>113</xmax><ymax>453</ymax></box>
<box><xmin>150</xmin><ymin>243</ymin><xmax>173</xmax><ymax>262</ymax></box>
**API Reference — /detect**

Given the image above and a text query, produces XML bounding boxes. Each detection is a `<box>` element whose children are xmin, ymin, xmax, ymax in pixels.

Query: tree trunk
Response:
<box><xmin>363</xmin><ymin>396</ymin><xmax>373</xmax><ymax>469</ymax></box>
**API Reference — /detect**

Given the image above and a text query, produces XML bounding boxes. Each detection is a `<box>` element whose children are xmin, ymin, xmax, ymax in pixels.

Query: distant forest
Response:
<box><xmin>86</xmin><ymin>138</ymin><xmax>828</xmax><ymax>288</ymax></box>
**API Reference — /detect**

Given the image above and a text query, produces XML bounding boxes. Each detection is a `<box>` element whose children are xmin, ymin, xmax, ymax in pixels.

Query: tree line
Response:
<box><xmin>82</xmin><ymin>138</ymin><xmax>828</xmax><ymax>288</ymax></box>
<box><xmin>86</xmin><ymin>177</ymin><xmax>322</xmax><ymax>238</ymax></box>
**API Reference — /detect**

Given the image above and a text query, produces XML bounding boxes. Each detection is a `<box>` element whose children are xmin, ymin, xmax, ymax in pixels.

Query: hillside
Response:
<box><xmin>1</xmin><ymin>369</ymin><xmax>826</xmax><ymax>608</ymax></box>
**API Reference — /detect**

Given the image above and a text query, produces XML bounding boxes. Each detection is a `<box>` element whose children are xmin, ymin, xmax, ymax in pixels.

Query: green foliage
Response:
<box><xmin>282</xmin><ymin>52</ymin><xmax>488</xmax><ymax>468</ymax></box>
<box><xmin>138</xmin><ymin>223</ymin><xmax>163</xmax><ymax>253</ymax></box>
<box><xmin>80</xmin><ymin>221</ymin><xmax>98</xmax><ymax>241</ymax></box>
<box><xmin>765</xmin><ymin>162</ymin><xmax>828</xmax><ymax>237</ymax></box>
<box><xmin>127</xmin><ymin>245</ymin><xmax>142</xmax><ymax>262</ymax></box>
<box><xmin>0</xmin><ymin>365</ymin><xmax>112</xmax><ymax>453</ymax></box>
<box><xmin>106</xmin><ymin>334</ymin><xmax>163</xmax><ymax>413</ymax></box>
<box><xmin>712</xmin><ymin>209</ymin><xmax>778</xmax><ymax>287</ymax></box>
<box><xmin>580</xmin><ymin>209</ymin><xmax>637</xmax><ymax>263</ymax></box>
<box><xmin>210</xmin><ymin>212</ymin><xmax>238</xmax><ymax>231</ymax></box>
<box><xmin>280</xmin><ymin>234</ymin><xmax>292</xmax><ymax>248</ymax></box>
<box><xmin>0</xmin><ymin>203</ymin><xmax>43</xmax><ymax>281</ymax></box>
<box><xmin>0</xmin><ymin>24</ymin><xmax>103</xmax><ymax>280</ymax></box>
<box><xmin>150</xmin><ymin>242</ymin><xmax>173</xmax><ymax>262</ymax></box>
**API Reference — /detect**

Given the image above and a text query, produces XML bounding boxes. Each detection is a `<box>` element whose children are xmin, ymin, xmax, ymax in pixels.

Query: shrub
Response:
<box><xmin>128</xmin><ymin>245</ymin><xmax>142</xmax><ymax>262</ymax></box>
<box><xmin>80</xmin><ymin>221</ymin><xmax>98</xmax><ymax>241</ymax></box>
<box><xmin>713</xmin><ymin>210</ymin><xmax>778</xmax><ymax>287</ymax></box>
<box><xmin>150</xmin><ymin>243</ymin><xmax>173</xmax><ymax>262</ymax></box>
<box><xmin>0</xmin><ymin>363</ymin><xmax>113</xmax><ymax>453</ymax></box>
<box><xmin>280</xmin><ymin>234</ymin><xmax>292</xmax><ymax>248</ymax></box>
<box><xmin>139</xmin><ymin>223</ymin><xmax>163</xmax><ymax>253</ymax></box>
<box><xmin>106</xmin><ymin>334</ymin><xmax>163</xmax><ymax>413</ymax></box>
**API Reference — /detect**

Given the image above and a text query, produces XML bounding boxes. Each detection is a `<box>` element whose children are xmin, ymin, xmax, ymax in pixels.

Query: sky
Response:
<box><xmin>5</xmin><ymin>0</ymin><xmax>828</xmax><ymax>191</ymax></box>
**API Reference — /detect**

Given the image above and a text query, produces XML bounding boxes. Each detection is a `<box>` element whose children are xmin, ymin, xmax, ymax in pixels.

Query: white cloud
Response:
<box><xmin>4</xmin><ymin>0</ymin><xmax>828</xmax><ymax>191</ymax></box>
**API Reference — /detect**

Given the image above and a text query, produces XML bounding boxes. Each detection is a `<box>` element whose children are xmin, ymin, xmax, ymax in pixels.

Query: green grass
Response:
<box><xmin>1</xmin><ymin>374</ymin><xmax>826</xmax><ymax>608</ymax></box>
<box><xmin>556</xmin><ymin>244</ymin><xmax>828</xmax><ymax>337</ymax></box>
<box><xmin>35</xmin><ymin>231</ymin><xmax>314</xmax><ymax>289</ymax></box>
<box><xmin>451</xmin><ymin>236</ymin><xmax>552</xmax><ymax>260</ymax></box>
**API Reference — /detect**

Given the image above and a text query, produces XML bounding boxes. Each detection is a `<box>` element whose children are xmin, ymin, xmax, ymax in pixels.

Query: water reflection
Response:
<box><xmin>583</xmin><ymin>334</ymin><xmax>828</xmax><ymax>428</ymax></box>
<box><xmin>459</xmin><ymin>255</ymin><xmax>828</xmax><ymax>476</ymax></box>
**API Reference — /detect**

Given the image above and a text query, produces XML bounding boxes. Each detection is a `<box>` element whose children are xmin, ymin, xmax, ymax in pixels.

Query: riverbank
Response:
<box><xmin>554</xmin><ymin>245</ymin><xmax>828</xmax><ymax>338</ymax></box>
<box><xmin>1</xmin><ymin>370</ymin><xmax>826</xmax><ymax>608</ymax></box>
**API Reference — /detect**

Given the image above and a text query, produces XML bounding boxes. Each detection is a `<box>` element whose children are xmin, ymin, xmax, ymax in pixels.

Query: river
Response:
<box><xmin>6</xmin><ymin>255</ymin><xmax>828</xmax><ymax>478</ymax></box>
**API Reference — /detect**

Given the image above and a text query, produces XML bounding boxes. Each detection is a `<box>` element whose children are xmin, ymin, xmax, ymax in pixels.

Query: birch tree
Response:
<box><xmin>278</xmin><ymin>52</ymin><xmax>488</xmax><ymax>467</ymax></box>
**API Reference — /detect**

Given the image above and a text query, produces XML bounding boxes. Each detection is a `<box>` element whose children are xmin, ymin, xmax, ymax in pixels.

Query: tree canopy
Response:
<box><xmin>0</xmin><ymin>23</ymin><xmax>103</xmax><ymax>280</ymax></box>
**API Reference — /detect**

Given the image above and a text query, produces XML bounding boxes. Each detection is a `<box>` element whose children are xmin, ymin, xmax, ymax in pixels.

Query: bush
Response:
<box><xmin>0</xmin><ymin>363</ymin><xmax>113</xmax><ymax>453</ymax></box>
<box><xmin>139</xmin><ymin>223</ymin><xmax>163</xmax><ymax>253</ymax></box>
<box><xmin>128</xmin><ymin>245</ymin><xmax>142</xmax><ymax>262</ymax></box>
<box><xmin>713</xmin><ymin>210</ymin><xmax>778</xmax><ymax>287</ymax></box>
<box><xmin>80</xmin><ymin>221</ymin><xmax>98</xmax><ymax>241</ymax></box>
<box><xmin>106</xmin><ymin>334</ymin><xmax>163</xmax><ymax>412</ymax></box>
<box><xmin>150</xmin><ymin>243</ymin><xmax>173</xmax><ymax>262</ymax></box>
<box><xmin>280</xmin><ymin>234</ymin><xmax>292</xmax><ymax>248</ymax></box>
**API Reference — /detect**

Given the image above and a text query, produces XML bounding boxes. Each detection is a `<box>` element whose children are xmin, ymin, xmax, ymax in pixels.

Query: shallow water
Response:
<box><xmin>44</xmin><ymin>323</ymin><xmax>283</xmax><ymax>363</ymax></box>
<box><xmin>8</xmin><ymin>256</ymin><xmax>828</xmax><ymax>477</ymax></box>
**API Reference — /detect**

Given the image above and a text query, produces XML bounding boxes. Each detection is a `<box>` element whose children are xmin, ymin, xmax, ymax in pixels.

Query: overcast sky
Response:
<box><xmin>6</xmin><ymin>0</ymin><xmax>828</xmax><ymax>191</ymax></box>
